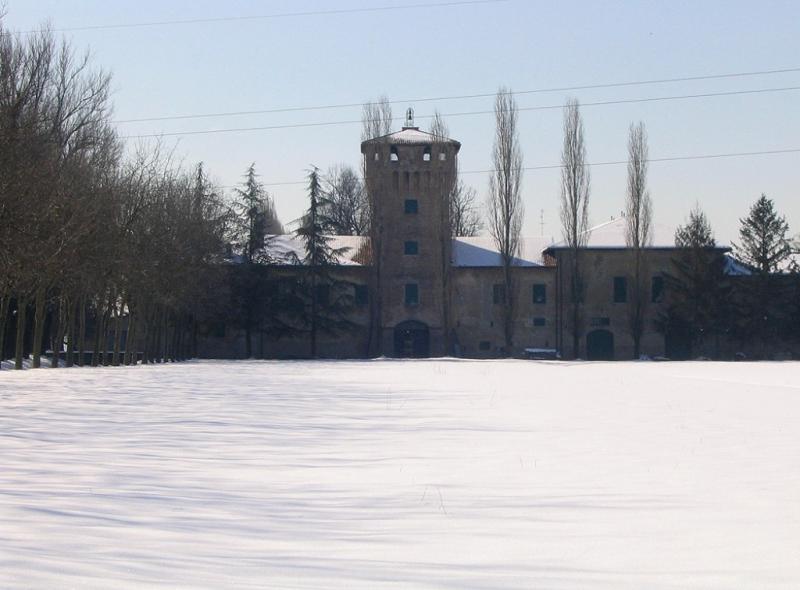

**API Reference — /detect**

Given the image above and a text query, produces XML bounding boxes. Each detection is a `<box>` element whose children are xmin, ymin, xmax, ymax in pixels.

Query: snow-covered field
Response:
<box><xmin>1</xmin><ymin>360</ymin><xmax>799</xmax><ymax>589</ymax></box>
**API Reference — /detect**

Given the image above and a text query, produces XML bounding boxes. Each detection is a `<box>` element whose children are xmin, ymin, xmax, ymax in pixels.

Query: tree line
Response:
<box><xmin>0</xmin><ymin>22</ymin><xmax>286</xmax><ymax>369</ymax></box>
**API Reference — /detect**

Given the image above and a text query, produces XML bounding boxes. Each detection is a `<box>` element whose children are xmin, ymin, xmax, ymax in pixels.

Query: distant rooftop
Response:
<box><xmin>452</xmin><ymin>236</ymin><xmax>552</xmax><ymax>267</ymax></box>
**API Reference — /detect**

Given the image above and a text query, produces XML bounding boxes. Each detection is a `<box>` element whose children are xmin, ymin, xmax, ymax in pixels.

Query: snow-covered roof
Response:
<box><xmin>266</xmin><ymin>235</ymin><xmax>368</xmax><ymax>266</ymax></box>
<box><xmin>452</xmin><ymin>236</ymin><xmax>553</xmax><ymax>267</ymax></box>
<box><xmin>361</xmin><ymin>126</ymin><xmax>461</xmax><ymax>149</ymax></box>
<box><xmin>723</xmin><ymin>256</ymin><xmax>753</xmax><ymax>276</ymax></box>
<box><xmin>546</xmin><ymin>216</ymin><xmax>679</xmax><ymax>249</ymax></box>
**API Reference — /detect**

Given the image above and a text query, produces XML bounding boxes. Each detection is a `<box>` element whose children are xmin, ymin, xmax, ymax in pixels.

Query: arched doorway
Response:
<box><xmin>586</xmin><ymin>329</ymin><xmax>614</xmax><ymax>361</ymax></box>
<box><xmin>393</xmin><ymin>321</ymin><xmax>430</xmax><ymax>358</ymax></box>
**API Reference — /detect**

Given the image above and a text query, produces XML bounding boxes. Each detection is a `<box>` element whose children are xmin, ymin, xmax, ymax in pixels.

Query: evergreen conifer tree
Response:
<box><xmin>295</xmin><ymin>168</ymin><xmax>356</xmax><ymax>357</ymax></box>
<box><xmin>732</xmin><ymin>194</ymin><xmax>793</xmax><ymax>356</ymax></box>
<box><xmin>230</xmin><ymin>164</ymin><xmax>288</xmax><ymax>357</ymax></box>
<box><xmin>734</xmin><ymin>194</ymin><xmax>792</xmax><ymax>273</ymax></box>
<box><xmin>658</xmin><ymin>205</ymin><xmax>731</xmax><ymax>358</ymax></box>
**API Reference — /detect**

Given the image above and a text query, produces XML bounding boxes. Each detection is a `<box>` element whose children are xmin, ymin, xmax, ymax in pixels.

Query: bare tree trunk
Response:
<box><xmin>32</xmin><ymin>286</ymin><xmax>47</xmax><ymax>368</ymax></box>
<box><xmin>112</xmin><ymin>304</ymin><xmax>122</xmax><ymax>366</ymax></box>
<box><xmin>141</xmin><ymin>306</ymin><xmax>151</xmax><ymax>365</ymax></box>
<box><xmin>15</xmin><ymin>296</ymin><xmax>28</xmax><ymax>370</ymax></box>
<box><xmin>0</xmin><ymin>295</ymin><xmax>9</xmax><ymax>369</ymax></box>
<box><xmin>92</xmin><ymin>304</ymin><xmax>105</xmax><ymax>367</ymax></box>
<box><xmin>65</xmin><ymin>297</ymin><xmax>75</xmax><ymax>368</ymax></box>
<box><xmin>124</xmin><ymin>307</ymin><xmax>137</xmax><ymax>366</ymax></box>
<box><xmin>571</xmin><ymin>251</ymin><xmax>581</xmax><ymax>358</ymax></box>
<box><xmin>31</xmin><ymin>287</ymin><xmax>49</xmax><ymax>368</ymax></box>
<box><xmin>159</xmin><ymin>307</ymin><xmax>168</xmax><ymax>363</ymax></box>
<box><xmin>52</xmin><ymin>297</ymin><xmax>66</xmax><ymax>368</ymax></box>
<box><xmin>78</xmin><ymin>294</ymin><xmax>87</xmax><ymax>367</ymax></box>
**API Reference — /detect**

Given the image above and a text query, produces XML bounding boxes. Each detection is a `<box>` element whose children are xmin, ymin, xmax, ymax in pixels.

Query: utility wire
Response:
<box><xmin>116</xmin><ymin>66</ymin><xmax>800</xmax><ymax>124</ymax></box>
<box><xmin>13</xmin><ymin>0</ymin><xmax>508</xmax><ymax>35</ymax></box>
<box><xmin>223</xmin><ymin>148</ymin><xmax>800</xmax><ymax>188</ymax></box>
<box><xmin>124</xmin><ymin>85</ymin><xmax>800</xmax><ymax>139</ymax></box>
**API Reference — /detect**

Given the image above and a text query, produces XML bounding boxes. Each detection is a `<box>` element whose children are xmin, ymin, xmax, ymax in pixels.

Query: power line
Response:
<box><xmin>124</xmin><ymin>85</ymin><xmax>800</xmax><ymax>139</ymax></box>
<box><xmin>13</xmin><ymin>0</ymin><xmax>508</xmax><ymax>35</ymax></box>
<box><xmin>116</xmin><ymin>66</ymin><xmax>800</xmax><ymax>124</ymax></box>
<box><xmin>223</xmin><ymin>147</ymin><xmax>800</xmax><ymax>188</ymax></box>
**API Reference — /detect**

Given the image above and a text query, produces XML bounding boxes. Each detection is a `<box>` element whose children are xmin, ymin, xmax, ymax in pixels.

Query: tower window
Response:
<box><xmin>651</xmin><ymin>275</ymin><xmax>664</xmax><ymax>303</ymax></box>
<box><xmin>439</xmin><ymin>152</ymin><xmax>447</xmax><ymax>161</ymax></box>
<box><xmin>532</xmin><ymin>283</ymin><xmax>546</xmax><ymax>304</ymax></box>
<box><xmin>404</xmin><ymin>199</ymin><xmax>418</xmax><ymax>214</ymax></box>
<box><xmin>493</xmin><ymin>284</ymin><xmax>506</xmax><ymax>305</ymax></box>
<box><xmin>405</xmin><ymin>283</ymin><xmax>419</xmax><ymax>306</ymax></box>
<box><xmin>613</xmin><ymin>277</ymin><xmax>627</xmax><ymax>303</ymax></box>
<box><xmin>532</xmin><ymin>317</ymin><xmax>546</xmax><ymax>327</ymax></box>
<box><xmin>404</xmin><ymin>241</ymin><xmax>419</xmax><ymax>255</ymax></box>
<box><xmin>373</xmin><ymin>151</ymin><xmax>380</xmax><ymax>161</ymax></box>
<box><xmin>390</xmin><ymin>145</ymin><xmax>399</xmax><ymax>162</ymax></box>
<box><xmin>423</xmin><ymin>147</ymin><xmax>431</xmax><ymax>162</ymax></box>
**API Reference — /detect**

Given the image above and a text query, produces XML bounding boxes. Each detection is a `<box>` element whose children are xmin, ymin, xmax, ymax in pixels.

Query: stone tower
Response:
<box><xmin>361</xmin><ymin>110</ymin><xmax>461</xmax><ymax>357</ymax></box>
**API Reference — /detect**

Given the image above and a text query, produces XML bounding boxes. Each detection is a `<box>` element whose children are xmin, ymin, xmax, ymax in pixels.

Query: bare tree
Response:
<box><xmin>430</xmin><ymin>110</ymin><xmax>483</xmax><ymax>238</ymax></box>
<box><xmin>361</xmin><ymin>95</ymin><xmax>392</xmax><ymax>356</ymax></box>
<box><xmin>559</xmin><ymin>98</ymin><xmax>591</xmax><ymax>358</ymax></box>
<box><xmin>450</xmin><ymin>181</ymin><xmax>483</xmax><ymax>237</ymax></box>
<box><xmin>323</xmin><ymin>164</ymin><xmax>368</xmax><ymax>235</ymax></box>
<box><xmin>487</xmin><ymin>88</ymin><xmax>524</xmax><ymax>356</ymax></box>
<box><xmin>625</xmin><ymin>121</ymin><xmax>653</xmax><ymax>358</ymax></box>
<box><xmin>360</xmin><ymin>95</ymin><xmax>393</xmax><ymax>142</ymax></box>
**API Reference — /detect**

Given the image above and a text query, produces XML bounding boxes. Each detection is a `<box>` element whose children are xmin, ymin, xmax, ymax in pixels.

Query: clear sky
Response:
<box><xmin>5</xmin><ymin>0</ymin><xmax>799</xmax><ymax>245</ymax></box>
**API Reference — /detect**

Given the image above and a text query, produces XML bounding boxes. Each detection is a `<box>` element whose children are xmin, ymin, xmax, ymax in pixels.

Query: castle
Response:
<box><xmin>198</xmin><ymin>115</ymin><xmax>742</xmax><ymax>361</ymax></box>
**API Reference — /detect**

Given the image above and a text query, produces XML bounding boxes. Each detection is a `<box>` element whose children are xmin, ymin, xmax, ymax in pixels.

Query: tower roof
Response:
<box><xmin>360</xmin><ymin>127</ymin><xmax>461</xmax><ymax>151</ymax></box>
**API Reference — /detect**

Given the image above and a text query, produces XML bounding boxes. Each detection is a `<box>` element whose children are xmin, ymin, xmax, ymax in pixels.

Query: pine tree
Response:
<box><xmin>233</xmin><ymin>164</ymin><xmax>283</xmax><ymax>264</ymax></box>
<box><xmin>294</xmin><ymin>168</ymin><xmax>356</xmax><ymax>357</ymax></box>
<box><xmin>734</xmin><ymin>194</ymin><xmax>792</xmax><ymax>273</ymax></box>
<box><xmin>230</xmin><ymin>164</ymin><xmax>286</xmax><ymax>357</ymax></box>
<box><xmin>733</xmin><ymin>194</ymin><xmax>793</xmax><ymax>356</ymax></box>
<box><xmin>658</xmin><ymin>205</ymin><xmax>731</xmax><ymax>358</ymax></box>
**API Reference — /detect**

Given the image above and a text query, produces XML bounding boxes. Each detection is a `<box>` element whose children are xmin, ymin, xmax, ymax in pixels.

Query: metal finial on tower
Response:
<box><xmin>405</xmin><ymin>107</ymin><xmax>415</xmax><ymax>128</ymax></box>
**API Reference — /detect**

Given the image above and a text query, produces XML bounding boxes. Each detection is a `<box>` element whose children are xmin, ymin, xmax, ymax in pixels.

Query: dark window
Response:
<box><xmin>652</xmin><ymin>275</ymin><xmax>664</xmax><ymax>303</ymax></box>
<box><xmin>405</xmin><ymin>283</ymin><xmax>419</xmax><ymax>306</ymax></box>
<box><xmin>316</xmin><ymin>284</ymin><xmax>330</xmax><ymax>306</ymax></box>
<box><xmin>591</xmin><ymin>317</ymin><xmax>611</xmax><ymax>327</ymax></box>
<box><xmin>532</xmin><ymin>283</ymin><xmax>547</xmax><ymax>304</ymax></box>
<box><xmin>354</xmin><ymin>285</ymin><xmax>369</xmax><ymax>306</ymax></box>
<box><xmin>404</xmin><ymin>199</ymin><xmax>418</xmax><ymax>214</ymax></box>
<box><xmin>479</xmin><ymin>341</ymin><xmax>491</xmax><ymax>351</ymax></box>
<box><xmin>404</xmin><ymin>241</ymin><xmax>419</xmax><ymax>255</ymax></box>
<box><xmin>533</xmin><ymin>317</ymin><xmax>546</xmax><ymax>327</ymax></box>
<box><xmin>390</xmin><ymin>145</ymin><xmax>399</xmax><ymax>162</ymax></box>
<box><xmin>493</xmin><ymin>283</ymin><xmax>506</xmax><ymax>305</ymax></box>
<box><xmin>613</xmin><ymin>276</ymin><xmax>627</xmax><ymax>303</ymax></box>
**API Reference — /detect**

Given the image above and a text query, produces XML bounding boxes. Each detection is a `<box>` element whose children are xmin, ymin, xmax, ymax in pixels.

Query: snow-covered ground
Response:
<box><xmin>1</xmin><ymin>360</ymin><xmax>799</xmax><ymax>589</ymax></box>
